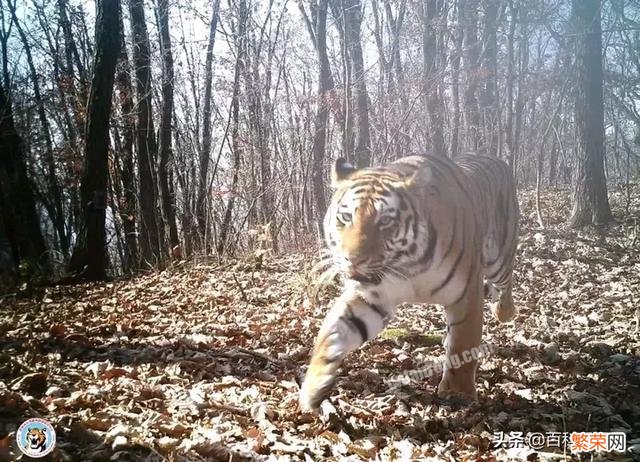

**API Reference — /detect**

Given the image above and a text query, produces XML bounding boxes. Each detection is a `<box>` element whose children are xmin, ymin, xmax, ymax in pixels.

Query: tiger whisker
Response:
<box><xmin>317</xmin><ymin>266</ymin><xmax>339</xmax><ymax>284</ymax></box>
<box><xmin>310</xmin><ymin>266</ymin><xmax>340</xmax><ymax>300</ymax></box>
<box><xmin>382</xmin><ymin>265</ymin><xmax>410</xmax><ymax>281</ymax></box>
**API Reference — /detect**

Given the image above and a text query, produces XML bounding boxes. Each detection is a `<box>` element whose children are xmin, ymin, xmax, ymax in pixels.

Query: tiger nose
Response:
<box><xmin>346</xmin><ymin>256</ymin><xmax>367</xmax><ymax>273</ymax></box>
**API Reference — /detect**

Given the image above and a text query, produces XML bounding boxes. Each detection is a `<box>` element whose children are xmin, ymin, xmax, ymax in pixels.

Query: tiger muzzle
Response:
<box><xmin>348</xmin><ymin>271</ymin><xmax>382</xmax><ymax>284</ymax></box>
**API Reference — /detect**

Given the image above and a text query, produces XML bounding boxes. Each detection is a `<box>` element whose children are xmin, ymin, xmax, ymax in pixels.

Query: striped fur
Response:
<box><xmin>299</xmin><ymin>154</ymin><xmax>519</xmax><ymax>411</ymax></box>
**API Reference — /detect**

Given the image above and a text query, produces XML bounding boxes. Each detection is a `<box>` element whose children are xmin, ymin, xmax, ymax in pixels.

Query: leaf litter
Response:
<box><xmin>0</xmin><ymin>189</ymin><xmax>639</xmax><ymax>461</ymax></box>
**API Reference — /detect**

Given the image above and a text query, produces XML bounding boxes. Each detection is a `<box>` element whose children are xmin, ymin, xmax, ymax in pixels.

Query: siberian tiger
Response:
<box><xmin>299</xmin><ymin>154</ymin><xmax>519</xmax><ymax>412</ymax></box>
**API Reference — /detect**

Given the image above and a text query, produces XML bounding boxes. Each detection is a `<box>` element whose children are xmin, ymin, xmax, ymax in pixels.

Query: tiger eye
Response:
<box><xmin>339</xmin><ymin>212</ymin><xmax>353</xmax><ymax>224</ymax></box>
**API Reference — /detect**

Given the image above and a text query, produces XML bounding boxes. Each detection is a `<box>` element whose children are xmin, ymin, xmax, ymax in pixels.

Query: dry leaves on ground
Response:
<box><xmin>1</xmin><ymin>189</ymin><xmax>639</xmax><ymax>461</ymax></box>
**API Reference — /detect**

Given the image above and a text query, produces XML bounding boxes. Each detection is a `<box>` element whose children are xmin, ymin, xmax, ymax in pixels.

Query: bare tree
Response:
<box><xmin>505</xmin><ymin>0</ymin><xmax>527</xmax><ymax>170</ymax></box>
<box><xmin>421</xmin><ymin>0</ymin><xmax>447</xmax><ymax>157</ymax></box>
<box><xmin>218</xmin><ymin>0</ymin><xmax>248</xmax><ymax>255</ymax></box>
<box><xmin>0</xmin><ymin>0</ymin><xmax>637</xmax><ymax>283</ymax></box>
<box><xmin>568</xmin><ymin>0</ymin><xmax>613</xmax><ymax>227</ymax></box>
<box><xmin>0</xmin><ymin>78</ymin><xmax>48</xmax><ymax>275</ymax></box>
<box><xmin>480</xmin><ymin>0</ymin><xmax>499</xmax><ymax>156</ymax></box>
<box><xmin>313</xmin><ymin>0</ymin><xmax>331</xmax><ymax>222</ymax></box>
<box><xmin>461</xmin><ymin>0</ymin><xmax>482</xmax><ymax>152</ymax></box>
<box><xmin>450</xmin><ymin>0</ymin><xmax>464</xmax><ymax>158</ymax></box>
<box><xmin>8</xmin><ymin>0</ymin><xmax>68</xmax><ymax>255</ymax></box>
<box><xmin>385</xmin><ymin>0</ymin><xmax>407</xmax><ymax>96</ymax></box>
<box><xmin>129</xmin><ymin>0</ymin><xmax>161</xmax><ymax>265</ymax></box>
<box><xmin>155</xmin><ymin>0</ymin><xmax>179</xmax><ymax>252</ymax></box>
<box><xmin>301</xmin><ymin>0</ymin><xmax>333</xmax><ymax>225</ymax></box>
<box><xmin>58</xmin><ymin>0</ymin><xmax>87</xmax><ymax>142</ymax></box>
<box><xmin>196</xmin><ymin>0</ymin><xmax>221</xmax><ymax>249</ymax></box>
<box><xmin>113</xmin><ymin>7</ymin><xmax>138</xmax><ymax>271</ymax></box>
<box><xmin>68</xmin><ymin>0</ymin><xmax>121</xmax><ymax>280</ymax></box>
<box><xmin>342</xmin><ymin>0</ymin><xmax>371</xmax><ymax>167</ymax></box>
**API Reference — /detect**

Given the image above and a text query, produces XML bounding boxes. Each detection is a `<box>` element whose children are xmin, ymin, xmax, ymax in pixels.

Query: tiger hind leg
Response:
<box><xmin>483</xmin><ymin>238</ymin><xmax>517</xmax><ymax>322</ymax></box>
<box><xmin>488</xmin><ymin>280</ymin><xmax>516</xmax><ymax>323</ymax></box>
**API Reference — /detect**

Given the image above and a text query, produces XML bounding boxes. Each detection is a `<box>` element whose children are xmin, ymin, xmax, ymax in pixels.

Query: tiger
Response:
<box><xmin>25</xmin><ymin>427</ymin><xmax>47</xmax><ymax>453</ymax></box>
<box><xmin>299</xmin><ymin>154</ymin><xmax>519</xmax><ymax>412</ymax></box>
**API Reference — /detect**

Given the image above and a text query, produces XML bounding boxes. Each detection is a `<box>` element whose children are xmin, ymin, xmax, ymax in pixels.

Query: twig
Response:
<box><xmin>213</xmin><ymin>347</ymin><xmax>281</xmax><ymax>366</ymax></box>
<box><xmin>0</xmin><ymin>353</ymin><xmax>38</xmax><ymax>374</ymax></box>
<box><xmin>337</xmin><ymin>398</ymin><xmax>375</xmax><ymax>416</ymax></box>
<box><xmin>232</xmin><ymin>274</ymin><xmax>248</xmax><ymax>302</ymax></box>
<box><xmin>235</xmin><ymin>347</ymin><xmax>280</xmax><ymax>365</ymax></box>
<box><xmin>208</xmin><ymin>400</ymin><xmax>250</xmax><ymax>417</ymax></box>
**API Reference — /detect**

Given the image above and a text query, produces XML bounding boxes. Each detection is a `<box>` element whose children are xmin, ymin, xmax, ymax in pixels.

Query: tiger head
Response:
<box><xmin>325</xmin><ymin>158</ymin><xmax>422</xmax><ymax>284</ymax></box>
<box><xmin>25</xmin><ymin>427</ymin><xmax>47</xmax><ymax>451</ymax></box>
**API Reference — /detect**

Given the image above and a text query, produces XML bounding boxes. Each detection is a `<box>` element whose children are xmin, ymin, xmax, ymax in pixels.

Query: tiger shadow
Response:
<box><xmin>3</xmin><ymin>333</ymin><xmax>298</xmax><ymax>387</ymax></box>
<box><xmin>329</xmin><ymin>331</ymin><xmax>637</xmax><ymax>443</ymax></box>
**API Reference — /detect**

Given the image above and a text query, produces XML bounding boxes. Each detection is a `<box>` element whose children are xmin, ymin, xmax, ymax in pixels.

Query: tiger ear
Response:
<box><xmin>401</xmin><ymin>167</ymin><xmax>432</xmax><ymax>189</ymax></box>
<box><xmin>331</xmin><ymin>158</ymin><xmax>357</xmax><ymax>188</ymax></box>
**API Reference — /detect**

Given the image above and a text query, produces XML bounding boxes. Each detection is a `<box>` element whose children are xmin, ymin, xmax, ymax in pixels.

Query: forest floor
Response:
<box><xmin>1</xmin><ymin>189</ymin><xmax>640</xmax><ymax>462</ymax></box>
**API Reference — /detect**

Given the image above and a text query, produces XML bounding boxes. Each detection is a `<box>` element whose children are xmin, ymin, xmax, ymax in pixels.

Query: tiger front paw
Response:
<box><xmin>298</xmin><ymin>370</ymin><xmax>336</xmax><ymax>413</ymax></box>
<box><xmin>437</xmin><ymin>373</ymin><xmax>478</xmax><ymax>403</ymax></box>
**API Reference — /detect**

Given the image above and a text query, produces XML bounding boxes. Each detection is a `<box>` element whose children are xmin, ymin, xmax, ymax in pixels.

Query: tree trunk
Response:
<box><xmin>34</xmin><ymin>5</ymin><xmax>80</xmax><ymax>170</ymax></box>
<box><xmin>548</xmin><ymin>132</ymin><xmax>559</xmax><ymax>187</ymax></box>
<box><xmin>505</xmin><ymin>1</ymin><xmax>527</xmax><ymax>171</ymax></box>
<box><xmin>196</xmin><ymin>0</ymin><xmax>221</xmax><ymax>247</ymax></box>
<box><xmin>68</xmin><ymin>0</ymin><xmax>121</xmax><ymax>280</ymax></box>
<box><xmin>310</xmin><ymin>0</ymin><xmax>331</xmax><ymax>224</ymax></box>
<box><xmin>129</xmin><ymin>0</ymin><xmax>161</xmax><ymax>265</ymax></box>
<box><xmin>155</xmin><ymin>0</ymin><xmax>179</xmax><ymax>252</ymax></box>
<box><xmin>480</xmin><ymin>0</ymin><xmax>499</xmax><ymax>156</ymax></box>
<box><xmin>243</xmin><ymin>13</ymin><xmax>278</xmax><ymax>250</ymax></box>
<box><xmin>461</xmin><ymin>0</ymin><xmax>481</xmax><ymax>153</ymax></box>
<box><xmin>450</xmin><ymin>0</ymin><xmax>464</xmax><ymax>158</ymax></box>
<box><xmin>505</xmin><ymin>0</ymin><xmax>516</xmax><ymax>166</ymax></box>
<box><xmin>218</xmin><ymin>0</ymin><xmax>247</xmax><ymax>255</ymax></box>
<box><xmin>422</xmin><ymin>0</ymin><xmax>447</xmax><ymax>157</ymax></box>
<box><xmin>115</xmin><ymin>6</ymin><xmax>138</xmax><ymax>270</ymax></box>
<box><xmin>343</xmin><ymin>0</ymin><xmax>371</xmax><ymax>167</ymax></box>
<box><xmin>8</xmin><ymin>0</ymin><xmax>68</xmax><ymax>255</ymax></box>
<box><xmin>329</xmin><ymin>1</ymin><xmax>354</xmax><ymax>162</ymax></box>
<box><xmin>58</xmin><ymin>0</ymin><xmax>88</xmax><ymax>143</ymax></box>
<box><xmin>568</xmin><ymin>0</ymin><xmax>613</xmax><ymax>227</ymax></box>
<box><xmin>0</xmin><ymin>78</ymin><xmax>48</xmax><ymax>276</ymax></box>
<box><xmin>385</xmin><ymin>0</ymin><xmax>407</xmax><ymax>96</ymax></box>
<box><xmin>512</xmin><ymin>8</ymin><xmax>528</xmax><ymax>174</ymax></box>
<box><xmin>371</xmin><ymin>0</ymin><xmax>393</xmax><ymax>97</ymax></box>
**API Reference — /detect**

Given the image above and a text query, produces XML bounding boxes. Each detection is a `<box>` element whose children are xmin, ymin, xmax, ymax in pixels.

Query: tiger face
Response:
<box><xmin>325</xmin><ymin>159</ymin><xmax>419</xmax><ymax>284</ymax></box>
<box><xmin>25</xmin><ymin>428</ymin><xmax>47</xmax><ymax>451</ymax></box>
